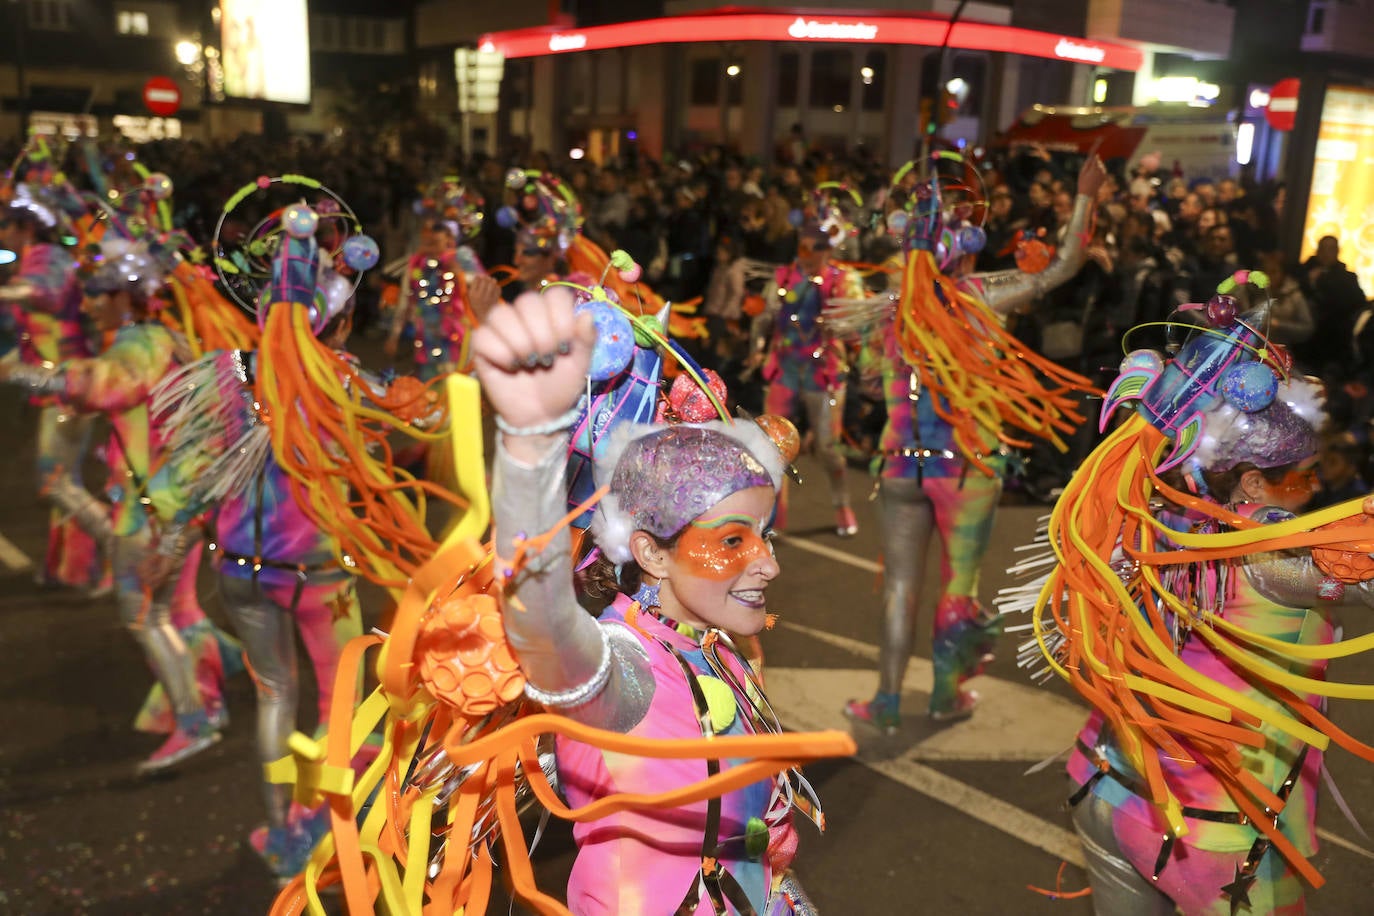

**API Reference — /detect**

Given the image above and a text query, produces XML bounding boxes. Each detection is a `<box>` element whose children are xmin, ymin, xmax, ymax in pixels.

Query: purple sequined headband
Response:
<box><xmin>588</xmin><ymin>421</ymin><xmax>784</xmax><ymax>565</ymax></box>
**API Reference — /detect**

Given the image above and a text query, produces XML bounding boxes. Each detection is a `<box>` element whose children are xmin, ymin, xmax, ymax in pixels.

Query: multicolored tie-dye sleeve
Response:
<box><xmin>63</xmin><ymin>324</ymin><xmax>174</xmax><ymax>414</ymax></box>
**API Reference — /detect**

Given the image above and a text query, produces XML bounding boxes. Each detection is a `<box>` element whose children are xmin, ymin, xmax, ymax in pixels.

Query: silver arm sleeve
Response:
<box><xmin>972</xmin><ymin>193</ymin><xmax>1093</xmax><ymax>316</ymax></box>
<box><xmin>3</xmin><ymin>359</ymin><xmax>66</xmax><ymax>395</ymax></box>
<box><xmin>1244</xmin><ymin>548</ymin><xmax>1374</xmax><ymax>610</ymax></box>
<box><xmin>493</xmin><ymin>435</ymin><xmax>655</xmax><ymax>732</ymax></box>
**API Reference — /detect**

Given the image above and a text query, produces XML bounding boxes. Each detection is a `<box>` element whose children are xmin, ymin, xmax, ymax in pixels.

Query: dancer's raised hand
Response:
<box><xmin>471</xmin><ymin>286</ymin><xmax>596</xmax><ymax>463</ymax></box>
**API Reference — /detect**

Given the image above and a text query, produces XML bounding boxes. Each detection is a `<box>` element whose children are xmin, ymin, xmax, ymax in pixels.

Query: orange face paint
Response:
<box><xmin>676</xmin><ymin>513</ymin><xmax>772</xmax><ymax>582</ymax></box>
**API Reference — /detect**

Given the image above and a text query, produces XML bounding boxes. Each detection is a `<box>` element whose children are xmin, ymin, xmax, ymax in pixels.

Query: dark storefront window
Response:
<box><xmin>689</xmin><ymin>57</ymin><xmax>720</xmax><ymax>105</ymax></box>
<box><xmin>809</xmin><ymin>49</ymin><xmax>853</xmax><ymax>110</ymax></box>
<box><xmin>777</xmin><ymin>52</ymin><xmax>799</xmax><ymax>107</ymax></box>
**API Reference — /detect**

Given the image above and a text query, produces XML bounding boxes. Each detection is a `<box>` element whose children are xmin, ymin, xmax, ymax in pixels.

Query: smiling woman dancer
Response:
<box><xmin>473</xmin><ymin>284</ymin><xmax>833</xmax><ymax>914</ymax></box>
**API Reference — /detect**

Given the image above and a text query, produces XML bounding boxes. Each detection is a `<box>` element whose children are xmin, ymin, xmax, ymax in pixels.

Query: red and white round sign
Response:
<box><xmin>1265</xmin><ymin>78</ymin><xmax>1300</xmax><ymax>132</ymax></box>
<box><xmin>142</xmin><ymin>77</ymin><xmax>182</xmax><ymax>117</ymax></box>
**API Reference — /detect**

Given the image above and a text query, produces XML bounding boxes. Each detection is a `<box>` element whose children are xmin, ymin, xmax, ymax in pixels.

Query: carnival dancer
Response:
<box><xmin>1002</xmin><ymin>273</ymin><xmax>1374</xmax><ymax>914</ymax></box>
<box><xmin>843</xmin><ymin>153</ymin><xmax>1105</xmax><ymax>727</ymax></box>
<box><xmin>0</xmin><ymin>236</ymin><xmax>220</xmax><ymax>772</ymax></box>
<box><xmin>473</xmin><ymin>284</ymin><xmax>836</xmax><ymax>913</ymax></box>
<box><xmin>749</xmin><ymin>220</ymin><xmax>866</xmax><ymax>537</ymax></box>
<box><xmin>0</xmin><ymin>183</ymin><xmax>103</xmax><ymax>589</ymax></box>
<box><xmin>144</xmin><ymin>197</ymin><xmax>450</xmax><ymax>879</ymax></box>
<box><xmin>384</xmin><ymin>184</ymin><xmax>489</xmax><ymax>377</ymax></box>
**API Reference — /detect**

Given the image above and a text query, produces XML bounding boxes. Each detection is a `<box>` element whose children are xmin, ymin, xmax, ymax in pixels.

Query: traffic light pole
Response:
<box><xmin>11</xmin><ymin>0</ymin><xmax>30</xmax><ymax>137</ymax></box>
<box><xmin>919</xmin><ymin>0</ymin><xmax>970</xmax><ymax>161</ymax></box>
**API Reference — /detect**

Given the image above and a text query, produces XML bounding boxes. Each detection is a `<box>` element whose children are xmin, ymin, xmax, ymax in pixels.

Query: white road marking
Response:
<box><xmin>775</xmin><ymin>533</ymin><xmax>882</xmax><ymax>573</ymax></box>
<box><xmin>0</xmin><ymin>531</ymin><xmax>33</xmax><ymax>572</ymax></box>
<box><xmin>1318</xmin><ymin>827</ymin><xmax>1374</xmax><ymax>862</ymax></box>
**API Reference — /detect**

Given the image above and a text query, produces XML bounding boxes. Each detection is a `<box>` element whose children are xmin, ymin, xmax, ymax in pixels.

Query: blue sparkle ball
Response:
<box><xmin>1220</xmin><ymin>362</ymin><xmax>1278</xmax><ymax>413</ymax></box>
<box><xmin>282</xmin><ymin>204</ymin><xmax>319</xmax><ymax>239</ymax></box>
<box><xmin>956</xmin><ymin>225</ymin><xmax>986</xmax><ymax>254</ymax></box>
<box><xmin>578</xmin><ymin>300</ymin><xmax>635</xmax><ymax>382</ymax></box>
<box><xmin>886</xmin><ymin>211</ymin><xmax>908</xmax><ymax>235</ymax></box>
<box><xmin>496</xmin><ymin>205</ymin><xmax>519</xmax><ymax>230</ymax></box>
<box><xmin>342</xmin><ymin>234</ymin><xmax>380</xmax><ymax>271</ymax></box>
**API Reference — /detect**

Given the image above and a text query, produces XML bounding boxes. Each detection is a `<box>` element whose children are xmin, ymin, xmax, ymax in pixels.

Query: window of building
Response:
<box><xmin>26</xmin><ymin>0</ymin><xmax>72</xmax><ymax>30</ymax></box>
<box><xmin>1307</xmin><ymin>1</ymin><xmax>1326</xmax><ymax>33</ymax></box>
<box><xmin>860</xmin><ymin>50</ymin><xmax>885</xmax><ymax>112</ymax></box>
<box><xmin>569</xmin><ymin>55</ymin><xmax>593</xmax><ymax>113</ymax></box>
<box><xmin>595</xmin><ymin>51</ymin><xmax>623</xmax><ymax>114</ymax></box>
<box><xmin>689</xmin><ymin>57</ymin><xmax>720</xmax><ymax>106</ymax></box>
<box><xmin>809</xmin><ymin>50</ymin><xmax>852</xmax><ymax>110</ymax></box>
<box><xmin>777</xmin><ymin>52</ymin><xmax>799</xmax><ymax>107</ymax></box>
<box><xmin>117</xmin><ymin>10</ymin><xmax>149</xmax><ymax>35</ymax></box>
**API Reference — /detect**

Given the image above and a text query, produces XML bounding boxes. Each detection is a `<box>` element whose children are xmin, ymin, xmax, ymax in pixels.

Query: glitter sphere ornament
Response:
<box><xmin>886</xmin><ymin>210</ymin><xmax>909</xmax><ymax>235</ymax></box>
<box><xmin>578</xmin><ymin>299</ymin><xmax>635</xmax><ymax>382</ymax></box>
<box><xmin>956</xmin><ymin>225</ymin><xmax>986</xmax><ymax>254</ymax></box>
<box><xmin>145</xmin><ymin>172</ymin><xmax>174</xmax><ymax>200</ymax></box>
<box><xmin>342</xmin><ymin>234</ymin><xmax>380</xmax><ymax>271</ymax></box>
<box><xmin>1220</xmin><ymin>362</ymin><xmax>1279</xmax><ymax>413</ymax></box>
<box><xmin>1205</xmin><ymin>294</ymin><xmax>1238</xmax><ymax>328</ymax></box>
<box><xmin>282</xmin><ymin>203</ymin><xmax>319</xmax><ymax>239</ymax></box>
<box><xmin>754</xmin><ymin>414</ymin><xmax>802</xmax><ymax>464</ymax></box>
<box><xmin>505</xmin><ymin>168</ymin><xmax>528</xmax><ymax>190</ymax></box>
<box><xmin>495</xmin><ymin>206</ymin><xmax>519</xmax><ymax>229</ymax></box>
<box><xmin>1119</xmin><ymin>349</ymin><xmax>1165</xmax><ymax>374</ymax></box>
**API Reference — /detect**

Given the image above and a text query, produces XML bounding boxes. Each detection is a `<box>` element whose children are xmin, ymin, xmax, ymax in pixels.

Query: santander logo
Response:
<box><xmin>548</xmin><ymin>33</ymin><xmax>588</xmax><ymax>51</ymax></box>
<box><xmin>1054</xmin><ymin>38</ymin><xmax>1106</xmax><ymax>63</ymax></box>
<box><xmin>787</xmin><ymin>16</ymin><xmax>879</xmax><ymax>41</ymax></box>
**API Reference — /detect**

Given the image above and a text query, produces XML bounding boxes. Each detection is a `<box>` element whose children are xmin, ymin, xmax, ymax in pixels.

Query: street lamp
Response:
<box><xmin>175</xmin><ymin>39</ymin><xmax>202</xmax><ymax>66</ymax></box>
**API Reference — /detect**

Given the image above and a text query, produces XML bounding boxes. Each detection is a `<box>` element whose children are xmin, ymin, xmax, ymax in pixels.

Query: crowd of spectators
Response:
<box><xmin>5</xmin><ymin>130</ymin><xmax>1371</xmax><ymax>498</ymax></box>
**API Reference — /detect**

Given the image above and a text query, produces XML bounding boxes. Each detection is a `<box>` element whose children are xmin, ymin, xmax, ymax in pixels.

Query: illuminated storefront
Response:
<box><xmin>477</xmin><ymin>8</ymin><xmax>1143</xmax><ymax>164</ymax></box>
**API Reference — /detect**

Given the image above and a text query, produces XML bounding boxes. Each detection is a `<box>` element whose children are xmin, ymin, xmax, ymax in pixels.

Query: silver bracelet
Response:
<box><xmin>523</xmin><ymin>625</ymin><xmax>612</xmax><ymax>709</ymax></box>
<box><xmin>494</xmin><ymin>404</ymin><xmax>584</xmax><ymax>437</ymax></box>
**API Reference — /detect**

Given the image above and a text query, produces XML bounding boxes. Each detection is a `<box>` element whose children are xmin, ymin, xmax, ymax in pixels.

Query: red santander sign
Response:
<box><xmin>143</xmin><ymin>76</ymin><xmax>181</xmax><ymax>117</ymax></box>
<box><xmin>1265</xmin><ymin>78</ymin><xmax>1300</xmax><ymax>132</ymax></box>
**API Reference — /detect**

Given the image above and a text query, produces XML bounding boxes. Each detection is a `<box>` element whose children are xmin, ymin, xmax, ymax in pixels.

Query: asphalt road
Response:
<box><xmin>4</xmin><ymin>372</ymin><xmax>1374</xmax><ymax>915</ymax></box>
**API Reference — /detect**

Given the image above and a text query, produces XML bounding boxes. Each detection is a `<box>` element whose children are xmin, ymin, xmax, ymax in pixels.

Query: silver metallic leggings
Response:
<box><xmin>1070</xmin><ymin>792</ymin><xmax>1176</xmax><ymax>916</ymax></box>
<box><xmin>218</xmin><ymin>572</ymin><xmax>362</xmax><ymax>828</ymax></box>
<box><xmin>873</xmin><ymin>475</ymin><xmax>1001</xmax><ymax>693</ymax></box>
<box><xmin>111</xmin><ymin>530</ymin><xmax>202</xmax><ymax>719</ymax></box>
<box><xmin>766</xmin><ymin>385</ymin><xmax>850</xmax><ymax>507</ymax></box>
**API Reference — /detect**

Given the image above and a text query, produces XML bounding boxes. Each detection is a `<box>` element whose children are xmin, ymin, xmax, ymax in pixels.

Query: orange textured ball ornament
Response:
<box><xmin>1312</xmin><ymin>514</ymin><xmax>1374</xmax><ymax>583</ymax></box>
<box><xmin>416</xmin><ymin>592</ymin><xmax>525</xmax><ymax>716</ymax></box>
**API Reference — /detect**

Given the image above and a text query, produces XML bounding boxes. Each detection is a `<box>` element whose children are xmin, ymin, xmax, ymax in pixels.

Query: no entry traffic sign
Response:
<box><xmin>142</xmin><ymin>76</ymin><xmax>182</xmax><ymax>117</ymax></box>
<box><xmin>1265</xmin><ymin>78</ymin><xmax>1300</xmax><ymax>132</ymax></box>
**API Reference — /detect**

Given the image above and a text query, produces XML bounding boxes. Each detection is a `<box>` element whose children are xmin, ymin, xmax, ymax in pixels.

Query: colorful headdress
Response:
<box><xmin>1101</xmin><ymin>271</ymin><xmax>1310</xmax><ymax>473</ymax></box>
<box><xmin>79</xmin><ymin>236</ymin><xmax>178</xmax><ymax>299</ymax></box>
<box><xmin>416</xmin><ymin>177</ymin><xmax>484</xmax><ymax>242</ymax></box>
<box><xmin>497</xmin><ymin>168</ymin><xmax>581</xmax><ymax>255</ymax></box>
<box><xmin>804</xmin><ymin>181</ymin><xmax>864</xmax><ymax>251</ymax></box>
<box><xmin>212</xmin><ymin>174</ymin><xmax>379</xmax><ymax>324</ymax></box>
<box><xmin>887</xmin><ymin>151</ymin><xmax>988</xmax><ymax>269</ymax></box>
<box><xmin>590</xmin><ymin>421</ymin><xmax>785</xmax><ymax>565</ymax></box>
